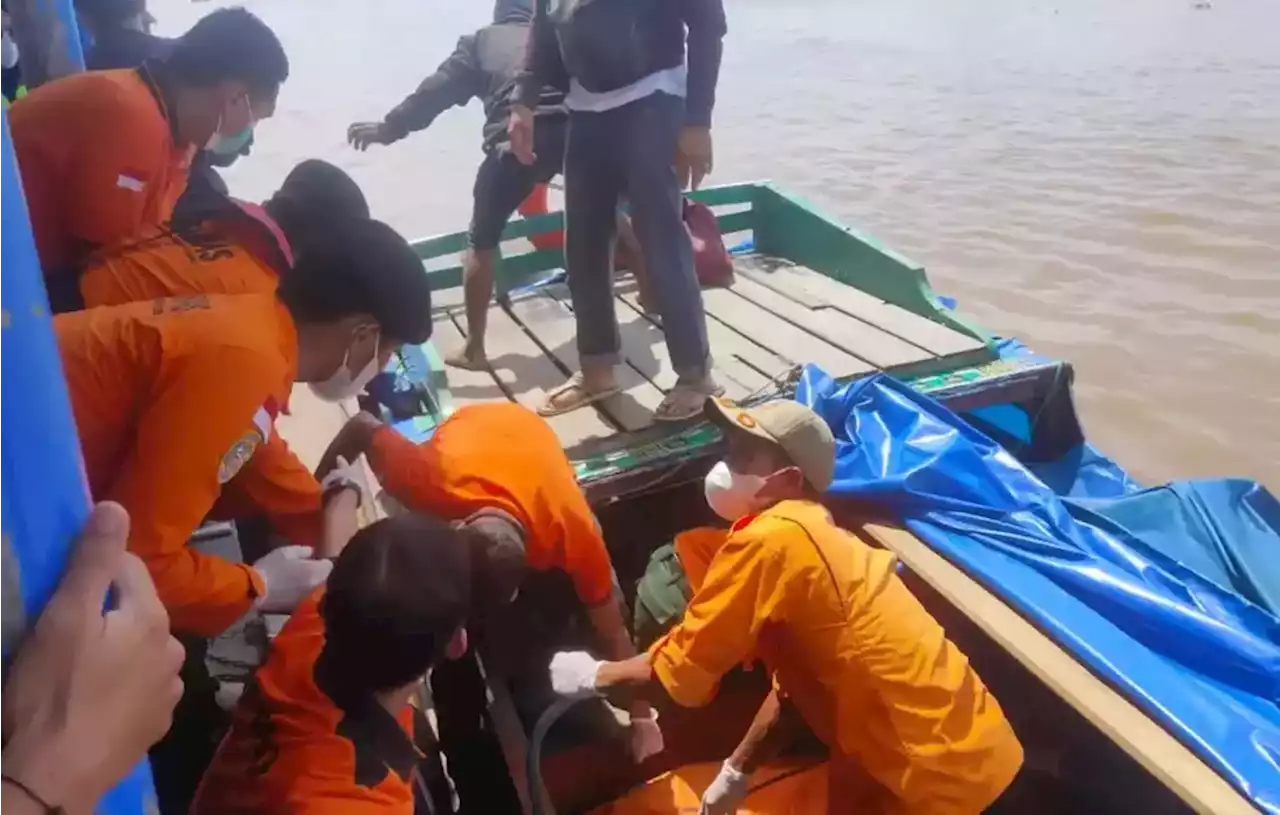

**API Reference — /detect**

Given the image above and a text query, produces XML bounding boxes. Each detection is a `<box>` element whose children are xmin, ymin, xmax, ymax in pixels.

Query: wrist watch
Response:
<box><xmin>322</xmin><ymin>474</ymin><xmax>363</xmax><ymax>508</ymax></box>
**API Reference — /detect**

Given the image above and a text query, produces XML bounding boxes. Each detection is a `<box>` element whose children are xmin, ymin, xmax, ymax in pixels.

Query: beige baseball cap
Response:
<box><xmin>705</xmin><ymin>396</ymin><xmax>835</xmax><ymax>492</ymax></box>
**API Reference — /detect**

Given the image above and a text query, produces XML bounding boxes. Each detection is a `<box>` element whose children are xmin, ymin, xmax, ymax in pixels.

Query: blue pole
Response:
<box><xmin>1</xmin><ymin>111</ymin><xmax>155</xmax><ymax>815</ymax></box>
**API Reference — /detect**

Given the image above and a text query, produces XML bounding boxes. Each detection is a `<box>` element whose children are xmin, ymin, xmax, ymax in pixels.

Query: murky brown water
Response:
<box><xmin>160</xmin><ymin>0</ymin><xmax>1280</xmax><ymax>487</ymax></box>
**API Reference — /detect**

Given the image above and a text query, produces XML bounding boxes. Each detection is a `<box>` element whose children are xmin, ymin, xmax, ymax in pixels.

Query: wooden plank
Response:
<box><xmin>505</xmin><ymin>290</ymin><xmax>665</xmax><ymax>432</ymax></box>
<box><xmin>737</xmin><ymin>258</ymin><xmax>985</xmax><ymax>357</ymax></box>
<box><xmin>615</xmin><ymin>291</ymin><xmax>772</xmax><ymax>398</ymax></box>
<box><xmin>863</xmin><ymin>524</ymin><xmax>1257</xmax><ymax>815</ymax></box>
<box><xmin>430</xmin><ymin>313</ymin><xmax>508</xmax><ymax>405</ymax></box>
<box><xmin>483</xmin><ymin>305</ymin><xmax>618</xmax><ymax>447</ymax></box>
<box><xmin>542</xmin><ymin>286</ymin><xmax>756</xmax><ymax>403</ymax></box>
<box><xmin>729</xmin><ymin>276</ymin><xmax>932</xmax><ymax>370</ymax></box>
<box><xmin>701</xmin><ymin>287</ymin><xmax>874</xmax><ymax>380</ymax></box>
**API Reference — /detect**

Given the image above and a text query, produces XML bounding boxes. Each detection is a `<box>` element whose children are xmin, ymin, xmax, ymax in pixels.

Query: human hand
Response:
<box><xmin>676</xmin><ymin>126</ymin><xmax>714</xmax><ymax>190</ymax></box>
<box><xmin>1</xmin><ymin>502</ymin><xmax>185</xmax><ymax>815</ymax></box>
<box><xmin>508</xmin><ymin>104</ymin><xmax>536</xmax><ymax>166</ymax></box>
<box><xmin>629</xmin><ymin>710</ymin><xmax>665</xmax><ymax>763</ymax></box>
<box><xmin>699</xmin><ymin>760</ymin><xmax>749</xmax><ymax>815</ymax></box>
<box><xmin>347</xmin><ymin>121</ymin><xmax>394</xmax><ymax>151</ymax></box>
<box><xmin>253</xmin><ymin>545</ymin><xmax>333</xmax><ymax>613</ymax></box>
<box><xmin>315</xmin><ymin>411</ymin><xmax>383</xmax><ymax>481</ymax></box>
<box><xmin>548</xmin><ymin>651</ymin><xmax>602</xmax><ymax>698</ymax></box>
<box><xmin>321</xmin><ymin>455</ymin><xmax>365</xmax><ymax>507</ymax></box>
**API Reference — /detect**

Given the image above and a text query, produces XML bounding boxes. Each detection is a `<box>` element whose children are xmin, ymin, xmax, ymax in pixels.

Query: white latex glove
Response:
<box><xmin>253</xmin><ymin>545</ymin><xmax>333</xmax><ymax>613</ymax></box>
<box><xmin>548</xmin><ymin>651</ymin><xmax>602</xmax><ymax>698</ymax></box>
<box><xmin>699</xmin><ymin>760</ymin><xmax>749</xmax><ymax>815</ymax></box>
<box><xmin>320</xmin><ymin>456</ymin><xmax>365</xmax><ymax>507</ymax></box>
<box><xmin>629</xmin><ymin>711</ymin><xmax>665</xmax><ymax>763</ymax></box>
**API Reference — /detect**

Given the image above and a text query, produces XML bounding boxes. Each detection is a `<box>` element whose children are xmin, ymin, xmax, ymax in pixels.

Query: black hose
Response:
<box><xmin>527</xmin><ymin>694</ymin><xmax>589</xmax><ymax>815</ymax></box>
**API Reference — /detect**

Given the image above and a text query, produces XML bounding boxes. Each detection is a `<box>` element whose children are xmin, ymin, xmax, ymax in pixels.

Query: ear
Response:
<box><xmin>766</xmin><ymin>465</ymin><xmax>807</xmax><ymax>499</ymax></box>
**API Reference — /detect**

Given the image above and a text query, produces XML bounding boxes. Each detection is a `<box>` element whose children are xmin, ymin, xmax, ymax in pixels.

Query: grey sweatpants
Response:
<box><xmin>563</xmin><ymin>91</ymin><xmax>711</xmax><ymax>380</ymax></box>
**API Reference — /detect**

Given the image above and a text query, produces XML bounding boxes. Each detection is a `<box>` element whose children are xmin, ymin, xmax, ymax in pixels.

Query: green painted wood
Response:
<box><xmin>685</xmin><ymin>181</ymin><xmax>762</xmax><ymax>208</ymax></box>
<box><xmin>750</xmin><ymin>183</ymin><xmax>993</xmax><ymax>349</ymax></box>
<box><xmin>425</xmin><ymin>248</ymin><xmax>566</xmax><ymax>293</ymax></box>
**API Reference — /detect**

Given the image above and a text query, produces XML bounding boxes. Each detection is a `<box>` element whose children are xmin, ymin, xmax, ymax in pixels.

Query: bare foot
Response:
<box><xmin>444</xmin><ymin>346</ymin><xmax>489</xmax><ymax>371</ymax></box>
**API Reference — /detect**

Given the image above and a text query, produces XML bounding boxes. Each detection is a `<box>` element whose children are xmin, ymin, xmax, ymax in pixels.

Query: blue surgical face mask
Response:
<box><xmin>206</xmin><ymin>95</ymin><xmax>256</xmax><ymax>156</ymax></box>
<box><xmin>207</xmin><ymin>124</ymin><xmax>254</xmax><ymax>157</ymax></box>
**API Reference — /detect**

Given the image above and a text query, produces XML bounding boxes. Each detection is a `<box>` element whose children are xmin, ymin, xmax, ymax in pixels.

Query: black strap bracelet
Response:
<box><xmin>1</xmin><ymin>774</ymin><xmax>64</xmax><ymax>814</ymax></box>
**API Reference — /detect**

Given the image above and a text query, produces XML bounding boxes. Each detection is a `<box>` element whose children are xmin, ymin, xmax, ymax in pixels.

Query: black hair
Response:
<box><xmin>465</xmin><ymin>514</ymin><xmax>528</xmax><ymax>611</ymax></box>
<box><xmin>276</xmin><ymin>217</ymin><xmax>433</xmax><ymax>344</ymax></box>
<box><xmin>164</xmin><ymin>7</ymin><xmax>288</xmax><ymax>93</ymax></box>
<box><xmin>318</xmin><ymin>514</ymin><xmax>471</xmax><ymax>696</ymax></box>
<box><xmin>264</xmin><ymin>159</ymin><xmax>371</xmax><ymax>252</ymax></box>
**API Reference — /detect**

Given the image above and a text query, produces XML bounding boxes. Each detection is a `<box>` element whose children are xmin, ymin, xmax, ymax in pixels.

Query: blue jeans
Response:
<box><xmin>563</xmin><ymin>92</ymin><xmax>711</xmax><ymax>380</ymax></box>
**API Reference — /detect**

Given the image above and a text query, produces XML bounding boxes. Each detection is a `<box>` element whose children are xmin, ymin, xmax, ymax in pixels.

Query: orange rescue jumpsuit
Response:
<box><xmin>190</xmin><ymin>589</ymin><xmax>423</xmax><ymax>814</ymax></box>
<box><xmin>650</xmin><ymin>500</ymin><xmax>1024</xmax><ymax>815</ymax></box>
<box><xmin>76</xmin><ymin>203</ymin><xmax>323</xmax><ymax>549</ymax></box>
<box><xmin>366</xmin><ymin>402</ymin><xmax>615</xmax><ymax>607</ymax></box>
<box><xmin>9</xmin><ymin>66</ymin><xmax>193</xmax><ymax>273</ymax></box>
<box><xmin>56</xmin><ymin>292</ymin><xmax>300</xmax><ymax>636</ymax></box>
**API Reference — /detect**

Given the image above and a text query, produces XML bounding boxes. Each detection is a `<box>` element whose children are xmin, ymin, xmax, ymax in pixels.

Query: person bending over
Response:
<box><xmin>549</xmin><ymin>398</ymin><xmax>1025</xmax><ymax>815</ymax></box>
<box><xmin>347</xmin><ymin>0</ymin><xmax>569</xmax><ymax>372</ymax></box>
<box><xmin>9</xmin><ymin>7</ymin><xmax>287</xmax><ymax>308</ymax></box>
<box><xmin>318</xmin><ymin>404</ymin><xmax>662</xmax><ymax>769</ymax></box>
<box><xmin>190</xmin><ymin>513</ymin><xmax>473</xmax><ymax>815</ymax></box>
<box><xmin>53</xmin><ymin>217</ymin><xmax>432</xmax><ymax>639</ymax></box>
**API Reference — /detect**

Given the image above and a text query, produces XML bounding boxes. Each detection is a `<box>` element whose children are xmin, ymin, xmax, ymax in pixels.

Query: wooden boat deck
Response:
<box><xmin>432</xmin><ymin>254</ymin><xmax>989</xmax><ymax>452</ymax></box>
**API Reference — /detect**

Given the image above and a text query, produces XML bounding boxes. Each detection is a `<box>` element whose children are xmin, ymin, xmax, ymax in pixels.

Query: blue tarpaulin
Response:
<box><xmin>795</xmin><ymin>365</ymin><xmax>1280</xmax><ymax>812</ymax></box>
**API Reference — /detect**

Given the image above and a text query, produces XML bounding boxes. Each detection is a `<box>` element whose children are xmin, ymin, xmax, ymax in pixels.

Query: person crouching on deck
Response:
<box><xmin>189</xmin><ymin>513</ymin><xmax>474</xmax><ymax>815</ymax></box>
<box><xmin>53</xmin><ymin>216</ymin><xmax>432</xmax><ymax>639</ymax></box>
<box><xmin>8</xmin><ymin>7</ymin><xmax>288</xmax><ymax>311</ymax></box>
<box><xmin>76</xmin><ymin>158</ymin><xmax>370</xmax><ymax>308</ymax></box>
<box><xmin>66</xmin><ymin>158</ymin><xmax>372</xmax><ymax>570</ymax></box>
<box><xmin>547</xmin><ymin>398</ymin><xmax>1026</xmax><ymax>815</ymax></box>
<box><xmin>317</xmin><ymin>404</ymin><xmax>664</xmax><ymax>770</ymax></box>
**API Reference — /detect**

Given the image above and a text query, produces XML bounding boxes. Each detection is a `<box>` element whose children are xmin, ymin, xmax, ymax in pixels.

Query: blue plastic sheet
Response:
<box><xmin>2</xmin><ymin>112</ymin><xmax>156</xmax><ymax>814</ymax></box>
<box><xmin>796</xmin><ymin>365</ymin><xmax>1280</xmax><ymax>812</ymax></box>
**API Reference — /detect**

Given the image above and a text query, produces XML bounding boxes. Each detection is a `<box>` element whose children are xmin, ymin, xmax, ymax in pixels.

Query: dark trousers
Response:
<box><xmin>563</xmin><ymin>92</ymin><xmax>710</xmax><ymax>380</ymax></box>
<box><xmin>0</xmin><ymin>65</ymin><xmax>19</xmax><ymax>102</ymax></box>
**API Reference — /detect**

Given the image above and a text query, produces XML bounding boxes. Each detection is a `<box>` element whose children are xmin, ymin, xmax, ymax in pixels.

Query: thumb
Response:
<box><xmin>51</xmin><ymin>502</ymin><xmax>131</xmax><ymax>615</ymax></box>
<box><xmin>335</xmin><ymin>456</ymin><xmax>350</xmax><ymax>471</ymax></box>
<box><xmin>276</xmin><ymin>545</ymin><xmax>318</xmax><ymax>561</ymax></box>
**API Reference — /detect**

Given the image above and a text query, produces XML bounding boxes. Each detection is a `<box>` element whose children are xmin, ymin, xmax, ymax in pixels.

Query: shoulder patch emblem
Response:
<box><xmin>219</xmin><ymin>430</ymin><xmax>263</xmax><ymax>484</ymax></box>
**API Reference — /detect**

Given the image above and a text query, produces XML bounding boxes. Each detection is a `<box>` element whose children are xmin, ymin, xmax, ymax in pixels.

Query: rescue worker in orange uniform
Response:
<box><xmin>315</xmin><ymin>402</ymin><xmax>663</xmax><ymax>807</ymax></box>
<box><xmin>190</xmin><ymin>512</ymin><xmax>474</xmax><ymax>815</ymax></box>
<box><xmin>77</xmin><ymin>157</ymin><xmax>370</xmax><ymax>308</ymax></box>
<box><xmin>8</xmin><ymin>7</ymin><xmax>288</xmax><ymax>311</ymax></box>
<box><xmin>68</xmin><ymin>158</ymin><xmax>373</xmax><ymax>562</ymax></box>
<box><xmin>548</xmin><ymin>398</ymin><xmax>1025</xmax><ymax>815</ymax></box>
<box><xmin>54</xmin><ymin>216</ymin><xmax>432</xmax><ymax>638</ymax></box>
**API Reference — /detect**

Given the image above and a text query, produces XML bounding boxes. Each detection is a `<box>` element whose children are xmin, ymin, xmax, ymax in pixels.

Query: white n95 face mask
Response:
<box><xmin>309</xmin><ymin>333</ymin><xmax>381</xmax><ymax>403</ymax></box>
<box><xmin>703</xmin><ymin>461</ymin><xmax>767</xmax><ymax>521</ymax></box>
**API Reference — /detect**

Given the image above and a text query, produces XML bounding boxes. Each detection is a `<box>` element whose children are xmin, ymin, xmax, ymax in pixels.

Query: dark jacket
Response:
<box><xmin>382</xmin><ymin>20</ymin><xmax>565</xmax><ymax>154</ymax></box>
<box><xmin>515</xmin><ymin>0</ymin><xmax>726</xmax><ymax>127</ymax></box>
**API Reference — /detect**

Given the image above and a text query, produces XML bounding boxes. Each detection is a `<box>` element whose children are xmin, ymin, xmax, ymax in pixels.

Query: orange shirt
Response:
<box><xmin>78</xmin><ymin>203</ymin><xmax>294</xmax><ymax>308</ymax></box>
<box><xmin>76</xmin><ymin>207</ymin><xmax>322</xmax><ymax>548</ymax></box>
<box><xmin>650</xmin><ymin>501</ymin><xmax>1023</xmax><ymax>815</ymax></box>
<box><xmin>56</xmin><ymin>292</ymin><xmax>298</xmax><ymax>636</ymax></box>
<box><xmin>191</xmin><ymin>589</ymin><xmax>422</xmax><ymax>815</ymax></box>
<box><xmin>367</xmin><ymin>403</ymin><xmax>615</xmax><ymax>606</ymax></box>
<box><xmin>9</xmin><ymin>66</ymin><xmax>193</xmax><ymax>273</ymax></box>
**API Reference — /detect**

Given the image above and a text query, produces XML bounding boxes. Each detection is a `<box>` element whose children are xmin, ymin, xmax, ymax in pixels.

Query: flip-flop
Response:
<box><xmin>654</xmin><ymin>380</ymin><xmax>725</xmax><ymax>423</ymax></box>
<box><xmin>538</xmin><ymin>374</ymin><xmax>621</xmax><ymax>418</ymax></box>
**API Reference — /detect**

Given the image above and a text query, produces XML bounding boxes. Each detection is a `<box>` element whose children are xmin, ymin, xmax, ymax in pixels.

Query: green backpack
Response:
<box><xmin>632</xmin><ymin>542</ymin><xmax>693</xmax><ymax>649</ymax></box>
